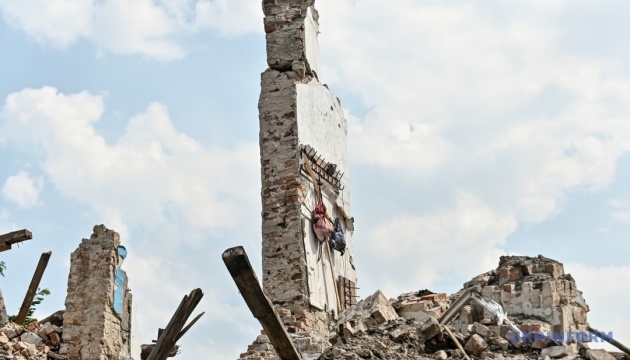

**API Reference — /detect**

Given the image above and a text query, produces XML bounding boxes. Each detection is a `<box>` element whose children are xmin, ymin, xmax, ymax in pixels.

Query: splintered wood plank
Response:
<box><xmin>0</xmin><ymin>229</ymin><xmax>33</xmax><ymax>252</ymax></box>
<box><xmin>146</xmin><ymin>289</ymin><xmax>203</xmax><ymax>360</ymax></box>
<box><xmin>16</xmin><ymin>252</ymin><xmax>51</xmax><ymax>325</ymax></box>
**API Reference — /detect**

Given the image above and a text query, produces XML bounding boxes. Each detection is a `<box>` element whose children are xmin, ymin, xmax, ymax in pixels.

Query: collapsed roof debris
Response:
<box><xmin>0</xmin><ymin>320</ymin><xmax>64</xmax><ymax>360</ymax></box>
<box><xmin>235</xmin><ymin>255</ymin><xmax>629</xmax><ymax>360</ymax></box>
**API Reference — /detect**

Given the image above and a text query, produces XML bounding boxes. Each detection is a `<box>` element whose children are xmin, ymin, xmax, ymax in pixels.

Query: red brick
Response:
<box><xmin>509</xmin><ymin>267</ymin><xmax>522</xmax><ymax>281</ymax></box>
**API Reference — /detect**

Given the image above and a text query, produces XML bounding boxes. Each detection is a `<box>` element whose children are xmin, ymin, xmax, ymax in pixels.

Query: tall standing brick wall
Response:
<box><xmin>256</xmin><ymin>0</ymin><xmax>357</xmax><ymax>354</ymax></box>
<box><xmin>61</xmin><ymin>225</ymin><xmax>132</xmax><ymax>360</ymax></box>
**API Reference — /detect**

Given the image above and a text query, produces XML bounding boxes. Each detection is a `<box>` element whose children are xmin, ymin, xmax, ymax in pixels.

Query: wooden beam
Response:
<box><xmin>141</xmin><ymin>344</ymin><xmax>179</xmax><ymax>360</ymax></box>
<box><xmin>146</xmin><ymin>288</ymin><xmax>203</xmax><ymax>360</ymax></box>
<box><xmin>0</xmin><ymin>229</ymin><xmax>33</xmax><ymax>252</ymax></box>
<box><xmin>15</xmin><ymin>252</ymin><xmax>51</xmax><ymax>325</ymax></box>
<box><xmin>222</xmin><ymin>246</ymin><xmax>302</xmax><ymax>360</ymax></box>
<box><xmin>175</xmin><ymin>312</ymin><xmax>204</xmax><ymax>342</ymax></box>
<box><xmin>588</xmin><ymin>326</ymin><xmax>630</xmax><ymax>357</ymax></box>
<box><xmin>443</xmin><ymin>325</ymin><xmax>471</xmax><ymax>360</ymax></box>
<box><xmin>37</xmin><ymin>310</ymin><xmax>64</xmax><ymax>326</ymax></box>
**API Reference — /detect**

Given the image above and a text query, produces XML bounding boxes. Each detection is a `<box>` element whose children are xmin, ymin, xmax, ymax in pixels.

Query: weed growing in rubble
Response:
<box><xmin>8</xmin><ymin>287</ymin><xmax>51</xmax><ymax>324</ymax></box>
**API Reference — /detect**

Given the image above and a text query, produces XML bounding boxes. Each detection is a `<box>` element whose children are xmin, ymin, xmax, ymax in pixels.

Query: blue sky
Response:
<box><xmin>1</xmin><ymin>1</ymin><xmax>629</xmax><ymax>358</ymax></box>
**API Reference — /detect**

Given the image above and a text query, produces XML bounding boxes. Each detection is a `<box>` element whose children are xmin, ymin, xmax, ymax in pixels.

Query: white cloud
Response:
<box><xmin>0</xmin><ymin>208</ymin><xmax>16</xmax><ymax>234</ymax></box>
<box><xmin>92</xmin><ymin>0</ymin><xmax>186</xmax><ymax>60</ymax></box>
<box><xmin>0</xmin><ymin>0</ymin><xmax>262</xmax><ymax>60</ymax></box>
<box><xmin>194</xmin><ymin>0</ymin><xmax>262</xmax><ymax>36</ymax></box>
<box><xmin>566</xmin><ymin>263</ymin><xmax>630</xmax><ymax>351</ymax></box>
<box><xmin>316</xmin><ymin>0</ymin><xmax>630</xmax><ymax>226</ymax></box>
<box><xmin>0</xmin><ymin>86</ymin><xmax>262</xmax><ymax>359</ymax></box>
<box><xmin>0</xmin><ymin>86</ymin><xmax>259</xmax><ymax>245</ymax></box>
<box><xmin>608</xmin><ymin>199</ymin><xmax>630</xmax><ymax>223</ymax></box>
<box><xmin>360</xmin><ymin>193</ymin><xmax>516</xmax><ymax>295</ymax></box>
<box><xmin>0</xmin><ymin>0</ymin><xmax>92</xmax><ymax>47</ymax></box>
<box><xmin>315</xmin><ymin>0</ymin><xmax>630</xmax><ymax>324</ymax></box>
<box><xmin>1</xmin><ymin>170</ymin><xmax>43</xmax><ymax>209</ymax></box>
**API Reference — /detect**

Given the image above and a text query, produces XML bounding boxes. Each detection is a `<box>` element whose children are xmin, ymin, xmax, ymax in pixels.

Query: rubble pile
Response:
<box><xmin>320</xmin><ymin>291</ymin><xmax>442</xmax><ymax>360</ymax></box>
<box><xmin>450</xmin><ymin>255</ymin><xmax>588</xmax><ymax>338</ymax></box>
<box><xmin>316</xmin><ymin>256</ymin><xmax>627</xmax><ymax>360</ymax></box>
<box><xmin>239</xmin><ymin>308</ymin><xmax>331</xmax><ymax>360</ymax></box>
<box><xmin>392</xmin><ymin>290</ymin><xmax>450</xmax><ymax>321</ymax></box>
<box><xmin>0</xmin><ymin>321</ymin><xmax>65</xmax><ymax>360</ymax></box>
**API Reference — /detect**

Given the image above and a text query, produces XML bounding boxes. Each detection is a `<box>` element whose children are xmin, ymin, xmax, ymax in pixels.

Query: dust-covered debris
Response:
<box><xmin>314</xmin><ymin>256</ymin><xmax>628</xmax><ymax>360</ymax></box>
<box><xmin>0</xmin><ymin>321</ymin><xmax>65</xmax><ymax>360</ymax></box>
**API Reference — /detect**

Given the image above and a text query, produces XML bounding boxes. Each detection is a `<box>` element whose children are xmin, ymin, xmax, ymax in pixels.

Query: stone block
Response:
<box><xmin>541</xmin><ymin>345</ymin><xmax>573</xmax><ymax>359</ymax></box>
<box><xmin>20</xmin><ymin>332</ymin><xmax>44</xmax><ymax>347</ymax></box>
<box><xmin>389</xmin><ymin>325</ymin><xmax>413</xmax><ymax>340</ymax></box>
<box><xmin>499</xmin><ymin>268</ymin><xmax>510</xmax><ymax>285</ymax></box>
<box><xmin>420</xmin><ymin>293</ymin><xmax>447</xmax><ymax>302</ymax></box>
<box><xmin>434</xmin><ymin>350</ymin><xmax>448</xmax><ymax>360</ymax></box>
<box><xmin>586</xmin><ymin>349</ymin><xmax>617</xmax><ymax>360</ymax></box>
<box><xmin>50</xmin><ymin>332</ymin><xmax>61</xmax><ymax>346</ymax></box>
<box><xmin>419</xmin><ymin>316</ymin><xmax>442</xmax><ymax>340</ymax></box>
<box><xmin>491</xmin><ymin>337</ymin><xmax>510</xmax><ymax>351</ymax></box>
<box><xmin>0</xmin><ymin>332</ymin><xmax>8</xmax><ymax>345</ymax></box>
<box><xmin>472</xmin><ymin>322</ymin><xmax>497</xmax><ymax>340</ymax></box>
<box><xmin>572</xmin><ymin>306</ymin><xmax>588</xmax><ymax>325</ymax></box>
<box><xmin>509</xmin><ymin>267</ymin><xmax>522</xmax><ymax>281</ymax></box>
<box><xmin>530</xmin><ymin>288</ymin><xmax>542</xmax><ymax>308</ymax></box>
<box><xmin>3</xmin><ymin>323</ymin><xmax>24</xmax><ymax>339</ymax></box>
<box><xmin>338</xmin><ymin>290</ymin><xmax>398</xmax><ymax>337</ymax></box>
<box><xmin>544</xmin><ymin>264</ymin><xmax>564</xmax><ymax>278</ymax></box>
<box><xmin>397</xmin><ymin>300</ymin><xmax>432</xmax><ymax>313</ymax></box>
<box><xmin>465</xmin><ymin>334</ymin><xmax>488</xmax><ymax>356</ymax></box>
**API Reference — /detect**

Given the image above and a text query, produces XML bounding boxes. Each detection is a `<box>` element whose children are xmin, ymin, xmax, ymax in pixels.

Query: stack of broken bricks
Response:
<box><xmin>0</xmin><ymin>229</ymin><xmax>67</xmax><ymax>360</ymax></box>
<box><xmin>237</xmin><ymin>254</ymin><xmax>630</xmax><ymax>360</ymax></box>
<box><xmin>0</xmin><ymin>319</ymin><xmax>66</xmax><ymax>360</ymax></box>
<box><xmin>318</xmin><ymin>255</ymin><xmax>630</xmax><ymax>360</ymax></box>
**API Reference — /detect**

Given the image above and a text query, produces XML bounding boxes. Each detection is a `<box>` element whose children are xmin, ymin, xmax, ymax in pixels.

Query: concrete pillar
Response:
<box><xmin>259</xmin><ymin>0</ymin><xmax>357</xmax><ymax>342</ymax></box>
<box><xmin>61</xmin><ymin>225</ymin><xmax>132</xmax><ymax>360</ymax></box>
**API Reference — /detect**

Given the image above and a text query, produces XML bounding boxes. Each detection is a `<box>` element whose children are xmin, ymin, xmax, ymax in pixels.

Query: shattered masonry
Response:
<box><xmin>239</xmin><ymin>1</ymin><xmax>628</xmax><ymax>360</ymax></box>
<box><xmin>0</xmin><ymin>225</ymin><xmax>134</xmax><ymax>360</ymax></box>
<box><xmin>0</xmin><ymin>289</ymin><xmax>7</xmax><ymax>328</ymax></box>
<box><xmin>61</xmin><ymin>225</ymin><xmax>133</xmax><ymax>360</ymax></box>
<box><xmin>450</xmin><ymin>256</ymin><xmax>588</xmax><ymax>338</ymax></box>
<box><xmin>317</xmin><ymin>256</ymin><xmax>616</xmax><ymax>360</ymax></box>
<box><xmin>249</xmin><ymin>0</ymin><xmax>357</xmax><ymax>358</ymax></box>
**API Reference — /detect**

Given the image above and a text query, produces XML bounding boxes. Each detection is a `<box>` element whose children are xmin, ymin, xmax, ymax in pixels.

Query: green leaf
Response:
<box><xmin>8</xmin><ymin>287</ymin><xmax>51</xmax><ymax>324</ymax></box>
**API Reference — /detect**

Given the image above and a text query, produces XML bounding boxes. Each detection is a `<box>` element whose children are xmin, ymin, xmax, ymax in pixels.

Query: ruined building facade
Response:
<box><xmin>245</xmin><ymin>0</ymin><xmax>358</xmax><ymax>357</ymax></box>
<box><xmin>61</xmin><ymin>225</ymin><xmax>133</xmax><ymax>360</ymax></box>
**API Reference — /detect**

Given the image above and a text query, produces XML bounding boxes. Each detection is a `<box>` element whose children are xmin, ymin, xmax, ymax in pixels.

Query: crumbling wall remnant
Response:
<box><xmin>0</xmin><ymin>289</ymin><xmax>8</xmax><ymax>327</ymax></box>
<box><xmin>259</xmin><ymin>0</ymin><xmax>355</xmax><ymax>336</ymax></box>
<box><xmin>451</xmin><ymin>255</ymin><xmax>589</xmax><ymax>338</ymax></box>
<box><xmin>61</xmin><ymin>225</ymin><xmax>132</xmax><ymax>360</ymax></box>
<box><xmin>245</xmin><ymin>0</ymin><xmax>357</xmax><ymax>358</ymax></box>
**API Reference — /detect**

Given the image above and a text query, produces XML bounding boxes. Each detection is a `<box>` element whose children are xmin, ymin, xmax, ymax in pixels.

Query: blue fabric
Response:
<box><xmin>113</xmin><ymin>268</ymin><xmax>126</xmax><ymax>315</ymax></box>
<box><xmin>117</xmin><ymin>245</ymin><xmax>128</xmax><ymax>259</ymax></box>
<box><xmin>330</xmin><ymin>218</ymin><xmax>346</xmax><ymax>255</ymax></box>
